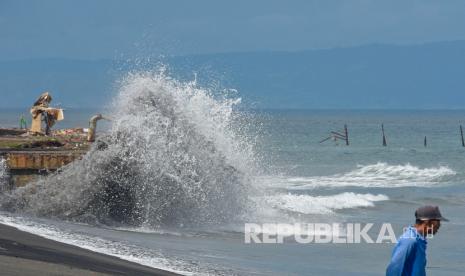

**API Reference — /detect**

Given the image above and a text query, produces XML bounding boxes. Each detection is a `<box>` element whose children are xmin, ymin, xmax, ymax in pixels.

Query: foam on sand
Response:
<box><xmin>0</xmin><ymin>212</ymin><xmax>212</xmax><ymax>275</ymax></box>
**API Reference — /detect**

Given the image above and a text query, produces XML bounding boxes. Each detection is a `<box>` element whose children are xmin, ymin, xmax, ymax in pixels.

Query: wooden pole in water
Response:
<box><xmin>461</xmin><ymin>125</ymin><xmax>465</xmax><ymax>147</ymax></box>
<box><xmin>344</xmin><ymin>124</ymin><xmax>349</xmax><ymax>146</ymax></box>
<box><xmin>381</xmin><ymin>124</ymin><xmax>387</xmax><ymax>147</ymax></box>
<box><xmin>424</xmin><ymin>136</ymin><xmax>427</xmax><ymax>147</ymax></box>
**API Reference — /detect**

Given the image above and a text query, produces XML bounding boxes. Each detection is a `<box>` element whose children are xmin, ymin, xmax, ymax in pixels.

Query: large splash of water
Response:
<box><xmin>2</xmin><ymin>71</ymin><xmax>257</xmax><ymax>227</ymax></box>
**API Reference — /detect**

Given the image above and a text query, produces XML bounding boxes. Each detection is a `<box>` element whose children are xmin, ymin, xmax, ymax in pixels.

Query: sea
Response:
<box><xmin>1</xmin><ymin>73</ymin><xmax>464</xmax><ymax>275</ymax></box>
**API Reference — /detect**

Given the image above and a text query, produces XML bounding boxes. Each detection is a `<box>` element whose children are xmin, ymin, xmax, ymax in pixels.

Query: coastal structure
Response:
<box><xmin>0</xmin><ymin>92</ymin><xmax>106</xmax><ymax>188</ymax></box>
<box><xmin>0</xmin><ymin>128</ymin><xmax>90</xmax><ymax>187</ymax></box>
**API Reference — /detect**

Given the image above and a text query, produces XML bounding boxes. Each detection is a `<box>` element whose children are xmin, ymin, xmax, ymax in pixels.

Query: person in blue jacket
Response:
<box><xmin>386</xmin><ymin>205</ymin><xmax>448</xmax><ymax>276</ymax></box>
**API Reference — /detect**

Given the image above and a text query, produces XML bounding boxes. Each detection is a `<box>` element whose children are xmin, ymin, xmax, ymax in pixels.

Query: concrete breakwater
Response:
<box><xmin>0</xmin><ymin>128</ymin><xmax>90</xmax><ymax>187</ymax></box>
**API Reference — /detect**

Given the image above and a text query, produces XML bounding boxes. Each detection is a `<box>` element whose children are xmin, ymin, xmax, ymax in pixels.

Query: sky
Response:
<box><xmin>2</xmin><ymin>0</ymin><xmax>465</xmax><ymax>60</ymax></box>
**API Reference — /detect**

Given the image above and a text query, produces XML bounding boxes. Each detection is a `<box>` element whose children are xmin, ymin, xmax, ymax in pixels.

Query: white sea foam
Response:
<box><xmin>241</xmin><ymin>191</ymin><xmax>388</xmax><ymax>238</ymax></box>
<box><xmin>285</xmin><ymin>162</ymin><xmax>456</xmax><ymax>189</ymax></box>
<box><xmin>0</xmin><ymin>213</ymin><xmax>214</xmax><ymax>275</ymax></box>
<box><xmin>261</xmin><ymin>192</ymin><xmax>389</xmax><ymax>215</ymax></box>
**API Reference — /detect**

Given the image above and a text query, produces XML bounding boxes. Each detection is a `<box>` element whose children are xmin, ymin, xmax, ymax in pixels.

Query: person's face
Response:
<box><xmin>427</xmin><ymin>219</ymin><xmax>441</xmax><ymax>235</ymax></box>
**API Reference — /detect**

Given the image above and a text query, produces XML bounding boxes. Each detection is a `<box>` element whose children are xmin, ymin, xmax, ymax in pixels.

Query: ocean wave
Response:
<box><xmin>261</xmin><ymin>192</ymin><xmax>388</xmax><ymax>215</ymax></box>
<box><xmin>1</xmin><ymin>71</ymin><xmax>258</xmax><ymax>227</ymax></box>
<box><xmin>286</xmin><ymin>162</ymin><xmax>456</xmax><ymax>189</ymax></box>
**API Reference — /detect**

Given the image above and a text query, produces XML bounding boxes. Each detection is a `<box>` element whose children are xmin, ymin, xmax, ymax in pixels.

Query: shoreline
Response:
<box><xmin>0</xmin><ymin>223</ymin><xmax>179</xmax><ymax>276</ymax></box>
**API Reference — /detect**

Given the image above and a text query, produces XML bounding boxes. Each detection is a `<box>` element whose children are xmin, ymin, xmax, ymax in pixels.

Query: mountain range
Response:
<box><xmin>1</xmin><ymin>40</ymin><xmax>464</xmax><ymax>109</ymax></box>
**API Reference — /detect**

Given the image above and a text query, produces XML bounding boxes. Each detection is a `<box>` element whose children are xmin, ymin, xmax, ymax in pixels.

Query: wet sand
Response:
<box><xmin>0</xmin><ymin>223</ymin><xmax>179</xmax><ymax>276</ymax></box>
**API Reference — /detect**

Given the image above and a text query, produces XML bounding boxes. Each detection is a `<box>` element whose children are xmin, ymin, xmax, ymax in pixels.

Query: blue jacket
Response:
<box><xmin>386</xmin><ymin>226</ymin><xmax>427</xmax><ymax>276</ymax></box>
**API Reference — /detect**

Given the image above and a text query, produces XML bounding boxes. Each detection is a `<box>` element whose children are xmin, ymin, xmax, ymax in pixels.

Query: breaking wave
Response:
<box><xmin>261</xmin><ymin>192</ymin><xmax>388</xmax><ymax>215</ymax></box>
<box><xmin>286</xmin><ymin>163</ymin><xmax>456</xmax><ymax>189</ymax></box>
<box><xmin>1</xmin><ymin>71</ymin><xmax>257</xmax><ymax>227</ymax></box>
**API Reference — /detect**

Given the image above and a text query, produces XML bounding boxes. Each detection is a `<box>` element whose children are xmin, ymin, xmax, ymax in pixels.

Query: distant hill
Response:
<box><xmin>1</xmin><ymin>41</ymin><xmax>465</xmax><ymax>109</ymax></box>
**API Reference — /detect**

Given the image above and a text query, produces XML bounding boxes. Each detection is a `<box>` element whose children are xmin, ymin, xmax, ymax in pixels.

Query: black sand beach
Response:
<box><xmin>0</xmin><ymin>223</ymin><xmax>179</xmax><ymax>276</ymax></box>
